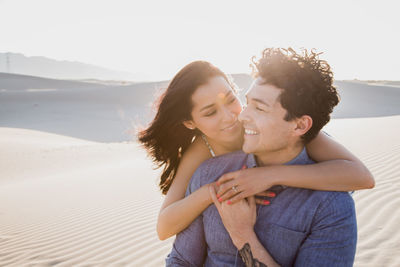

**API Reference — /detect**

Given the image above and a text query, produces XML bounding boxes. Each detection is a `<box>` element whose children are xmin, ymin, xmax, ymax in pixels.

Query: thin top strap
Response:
<box><xmin>201</xmin><ymin>134</ymin><xmax>216</xmax><ymax>158</ymax></box>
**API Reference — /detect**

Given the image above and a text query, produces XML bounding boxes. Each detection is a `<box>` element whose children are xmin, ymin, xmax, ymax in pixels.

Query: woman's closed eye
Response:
<box><xmin>205</xmin><ymin>110</ymin><xmax>217</xmax><ymax>117</ymax></box>
<box><xmin>227</xmin><ymin>97</ymin><xmax>237</xmax><ymax>104</ymax></box>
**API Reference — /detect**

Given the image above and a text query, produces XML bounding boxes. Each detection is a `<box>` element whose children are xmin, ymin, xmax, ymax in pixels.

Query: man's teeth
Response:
<box><xmin>245</xmin><ymin>129</ymin><xmax>258</xmax><ymax>135</ymax></box>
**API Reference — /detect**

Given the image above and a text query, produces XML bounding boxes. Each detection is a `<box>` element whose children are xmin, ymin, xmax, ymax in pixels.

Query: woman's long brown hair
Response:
<box><xmin>138</xmin><ymin>61</ymin><xmax>234</xmax><ymax>195</ymax></box>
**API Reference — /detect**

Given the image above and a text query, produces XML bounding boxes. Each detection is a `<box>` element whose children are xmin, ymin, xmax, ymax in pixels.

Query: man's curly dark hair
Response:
<box><xmin>251</xmin><ymin>47</ymin><xmax>340</xmax><ymax>144</ymax></box>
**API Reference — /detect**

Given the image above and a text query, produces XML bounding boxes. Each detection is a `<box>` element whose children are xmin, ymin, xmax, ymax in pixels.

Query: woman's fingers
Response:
<box><xmin>216</xmin><ymin>164</ymin><xmax>246</xmax><ymax>186</ymax></box>
<box><xmin>255</xmin><ymin>198</ymin><xmax>271</xmax><ymax>206</ymax></box>
<box><xmin>208</xmin><ymin>183</ymin><xmax>222</xmax><ymax>210</ymax></box>
<box><xmin>255</xmin><ymin>190</ymin><xmax>275</xmax><ymax>205</ymax></box>
<box><xmin>225</xmin><ymin>190</ymin><xmax>274</xmax><ymax>205</ymax></box>
<box><xmin>216</xmin><ymin>179</ymin><xmax>237</xmax><ymax>197</ymax></box>
<box><xmin>218</xmin><ymin>186</ymin><xmax>241</xmax><ymax>202</ymax></box>
<box><xmin>216</xmin><ymin>172</ymin><xmax>236</xmax><ymax>186</ymax></box>
<box><xmin>225</xmin><ymin>192</ymin><xmax>246</xmax><ymax>205</ymax></box>
<box><xmin>255</xmin><ymin>190</ymin><xmax>276</xmax><ymax>198</ymax></box>
<box><xmin>216</xmin><ymin>165</ymin><xmax>248</xmax><ymax>194</ymax></box>
<box><xmin>220</xmin><ymin>188</ymin><xmax>275</xmax><ymax>203</ymax></box>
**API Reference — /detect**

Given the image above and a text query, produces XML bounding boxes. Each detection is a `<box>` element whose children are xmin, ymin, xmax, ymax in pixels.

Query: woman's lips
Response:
<box><xmin>221</xmin><ymin>121</ymin><xmax>239</xmax><ymax>131</ymax></box>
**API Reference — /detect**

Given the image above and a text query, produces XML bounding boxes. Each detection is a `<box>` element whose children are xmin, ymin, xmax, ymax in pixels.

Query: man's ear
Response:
<box><xmin>183</xmin><ymin>120</ymin><xmax>196</xmax><ymax>130</ymax></box>
<box><xmin>293</xmin><ymin>115</ymin><xmax>313</xmax><ymax>137</ymax></box>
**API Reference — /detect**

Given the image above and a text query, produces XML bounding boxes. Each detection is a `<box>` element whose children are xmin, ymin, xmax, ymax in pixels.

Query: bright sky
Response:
<box><xmin>0</xmin><ymin>0</ymin><xmax>399</xmax><ymax>81</ymax></box>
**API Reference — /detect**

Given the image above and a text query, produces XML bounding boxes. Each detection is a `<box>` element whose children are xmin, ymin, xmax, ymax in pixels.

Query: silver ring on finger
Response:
<box><xmin>232</xmin><ymin>185</ymin><xmax>238</xmax><ymax>193</ymax></box>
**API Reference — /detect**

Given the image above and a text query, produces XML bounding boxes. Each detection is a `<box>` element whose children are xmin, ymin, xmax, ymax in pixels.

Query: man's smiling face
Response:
<box><xmin>239</xmin><ymin>78</ymin><xmax>299</xmax><ymax>162</ymax></box>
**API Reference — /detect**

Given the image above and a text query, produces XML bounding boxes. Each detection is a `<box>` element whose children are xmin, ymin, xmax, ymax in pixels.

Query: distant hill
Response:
<box><xmin>0</xmin><ymin>52</ymin><xmax>145</xmax><ymax>81</ymax></box>
<box><xmin>1</xmin><ymin>72</ymin><xmax>400</xmax><ymax>142</ymax></box>
<box><xmin>1</xmin><ymin>71</ymin><xmax>400</xmax><ymax>119</ymax></box>
<box><xmin>0</xmin><ymin>72</ymin><xmax>108</xmax><ymax>90</ymax></box>
<box><xmin>361</xmin><ymin>80</ymin><xmax>400</xmax><ymax>87</ymax></box>
<box><xmin>0</xmin><ymin>72</ymin><xmax>248</xmax><ymax>91</ymax></box>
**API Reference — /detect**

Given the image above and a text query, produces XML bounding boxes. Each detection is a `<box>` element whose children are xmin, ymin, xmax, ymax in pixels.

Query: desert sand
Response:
<box><xmin>0</xmin><ymin>75</ymin><xmax>399</xmax><ymax>266</ymax></box>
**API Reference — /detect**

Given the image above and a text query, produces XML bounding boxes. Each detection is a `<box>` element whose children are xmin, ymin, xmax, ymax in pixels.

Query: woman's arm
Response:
<box><xmin>216</xmin><ymin>131</ymin><xmax>375</xmax><ymax>204</ymax></box>
<box><xmin>157</xmin><ymin>137</ymin><xmax>213</xmax><ymax>240</ymax></box>
<box><xmin>296</xmin><ymin>131</ymin><xmax>375</xmax><ymax>190</ymax></box>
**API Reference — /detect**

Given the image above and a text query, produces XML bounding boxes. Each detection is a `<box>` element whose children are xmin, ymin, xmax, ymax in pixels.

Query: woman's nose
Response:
<box><xmin>221</xmin><ymin>106</ymin><xmax>236</xmax><ymax>121</ymax></box>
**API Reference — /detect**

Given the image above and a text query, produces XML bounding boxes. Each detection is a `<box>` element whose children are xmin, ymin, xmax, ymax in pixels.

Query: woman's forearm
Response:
<box><xmin>157</xmin><ymin>184</ymin><xmax>213</xmax><ymax>240</ymax></box>
<box><xmin>268</xmin><ymin>160</ymin><xmax>375</xmax><ymax>191</ymax></box>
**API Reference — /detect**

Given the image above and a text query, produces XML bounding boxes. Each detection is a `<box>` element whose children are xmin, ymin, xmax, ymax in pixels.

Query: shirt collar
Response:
<box><xmin>246</xmin><ymin>147</ymin><xmax>310</xmax><ymax>191</ymax></box>
<box><xmin>246</xmin><ymin>147</ymin><xmax>309</xmax><ymax>168</ymax></box>
<box><xmin>284</xmin><ymin>147</ymin><xmax>310</xmax><ymax>165</ymax></box>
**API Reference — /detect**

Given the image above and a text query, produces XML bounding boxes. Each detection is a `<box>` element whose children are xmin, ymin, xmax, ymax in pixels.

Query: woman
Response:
<box><xmin>138</xmin><ymin>61</ymin><xmax>374</xmax><ymax>241</ymax></box>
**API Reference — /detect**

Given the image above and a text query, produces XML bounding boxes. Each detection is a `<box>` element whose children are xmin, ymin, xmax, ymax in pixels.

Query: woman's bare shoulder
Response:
<box><xmin>179</xmin><ymin>136</ymin><xmax>211</xmax><ymax>168</ymax></box>
<box><xmin>163</xmin><ymin>136</ymin><xmax>211</xmax><ymax>204</ymax></box>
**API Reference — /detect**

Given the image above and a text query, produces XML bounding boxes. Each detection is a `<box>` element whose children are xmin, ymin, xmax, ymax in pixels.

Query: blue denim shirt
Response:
<box><xmin>166</xmin><ymin>148</ymin><xmax>357</xmax><ymax>267</ymax></box>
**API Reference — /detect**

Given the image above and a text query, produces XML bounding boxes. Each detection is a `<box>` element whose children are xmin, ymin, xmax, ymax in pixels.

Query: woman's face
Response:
<box><xmin>184</xmin><ymin>76</ymin><xmax>243</xmax><ymax>147</ymax></box>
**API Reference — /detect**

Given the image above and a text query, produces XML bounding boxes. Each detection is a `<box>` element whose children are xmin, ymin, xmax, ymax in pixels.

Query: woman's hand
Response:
<box><xmin>216</xmin><ymin>165</ymin><xmax>277</xmax><ymax>205</ymax></box>
<box><xmin>203</xmin><ymin>181</ymin><xmax>219</xmax><ymax>204</ymax></box>
<box><xmin>209</xmin><ymin>184</ymin><xmax>257</xmax><ymax>243</ymax></box>
<box><xmin>210</xmin><ymin>185</ymin><xmax>281</xmax><ymax>267</ymax></box>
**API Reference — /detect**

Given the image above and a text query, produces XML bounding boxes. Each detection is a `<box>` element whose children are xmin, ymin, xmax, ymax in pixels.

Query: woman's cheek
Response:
<box><xmin>198</xmin><ymin>117</ymin><xmax>218</xmax><ymax>136</ymax></box>
<box><xmin>205</xmin><ymin>116</ymin><xmax>219</xmax><ymax>132</ymax></box>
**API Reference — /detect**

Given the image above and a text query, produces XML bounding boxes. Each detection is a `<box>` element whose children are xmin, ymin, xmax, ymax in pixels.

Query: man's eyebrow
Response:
<box><xmin>245</xmin><ymin>95</ymin><xmax>270</xmax><ymax>106</ymax></box>
<box><xmin>253</xmin><ymin>98</ymin><xmax>270</xmax><ymax>106</ymax></box>
<box><xmin>199</xmin><ymin>91</ymin><xmax>233</xmax><ymax>112</ymax></box>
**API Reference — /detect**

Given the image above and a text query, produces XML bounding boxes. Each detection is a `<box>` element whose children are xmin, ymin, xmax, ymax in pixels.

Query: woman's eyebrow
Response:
<box><xmin>200</xmin><ymin>103</ymin><xmax>215</xmax><ymax>112</ymax></box>
<box><xmin>200</xmin><ymin>91</ymin><xmax>233</xmax><ymax>112</ymax></box>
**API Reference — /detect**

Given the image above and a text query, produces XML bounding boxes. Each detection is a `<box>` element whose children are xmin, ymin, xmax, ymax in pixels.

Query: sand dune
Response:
<box><xmin>1</xmin><ymin>115</ymin><xmax>399</xmax><ymax>266</ymax></box>
<box><xmin>324</xmin><ymin>116</ymin><xmax>400</xmax><ymax>267</ymax></box>
<box><xmin>1</xmin><ymin>74</ymin><xmax>399</xmax><ymax>266</ymax></box>
<box><xmin>0</xmin><ymin>128</ymin><xmax>173</xmax><ymax>266</ymax></box>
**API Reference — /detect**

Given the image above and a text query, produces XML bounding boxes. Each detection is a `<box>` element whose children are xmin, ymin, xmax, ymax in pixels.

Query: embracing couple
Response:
<box><xmin>139</xmin><ymin>48</ymin><xmax>374</xmax><ymax>266</ymax></box>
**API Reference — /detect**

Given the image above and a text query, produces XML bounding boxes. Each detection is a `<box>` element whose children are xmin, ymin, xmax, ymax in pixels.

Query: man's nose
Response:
<box><xmin>238</xmin><ymin>106</ymin><xmax>249</xmax><ymax>123</ymax></box>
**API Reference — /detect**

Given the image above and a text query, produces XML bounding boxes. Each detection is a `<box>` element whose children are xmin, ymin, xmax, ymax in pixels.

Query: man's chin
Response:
<box><xmin>242</xmin><ymin>144</ymin><xmax>256</xmax><ymax>154</ymax></box>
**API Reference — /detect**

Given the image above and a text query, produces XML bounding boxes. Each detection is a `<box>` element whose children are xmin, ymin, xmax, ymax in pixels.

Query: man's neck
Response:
<box><xmin>255</xmin><ymin>143</ymin><xmax>304</xmax><ymax>167</ymax></box>
<box><xmin>208</xmin><ymin>136</ymin><xmax>243</xmax><ymax>156</ymax></box>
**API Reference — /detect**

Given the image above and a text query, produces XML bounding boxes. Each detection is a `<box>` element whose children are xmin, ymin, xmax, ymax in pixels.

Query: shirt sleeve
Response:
<box><xmin>294</xmin><ymin>192</ymin><xmax>358</xmax><ymax>267</ymax></box>
<box><xmin>165</xmin><ymin>164</ymin><xmax>208</xmax><ymax>267</ymax></box>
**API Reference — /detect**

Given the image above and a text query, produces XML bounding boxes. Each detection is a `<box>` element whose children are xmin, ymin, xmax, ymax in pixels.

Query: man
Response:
<box><xmin>166</xmin><ymin>48</ymin><xmax>357</xmax><ymax>266</ymax></box>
